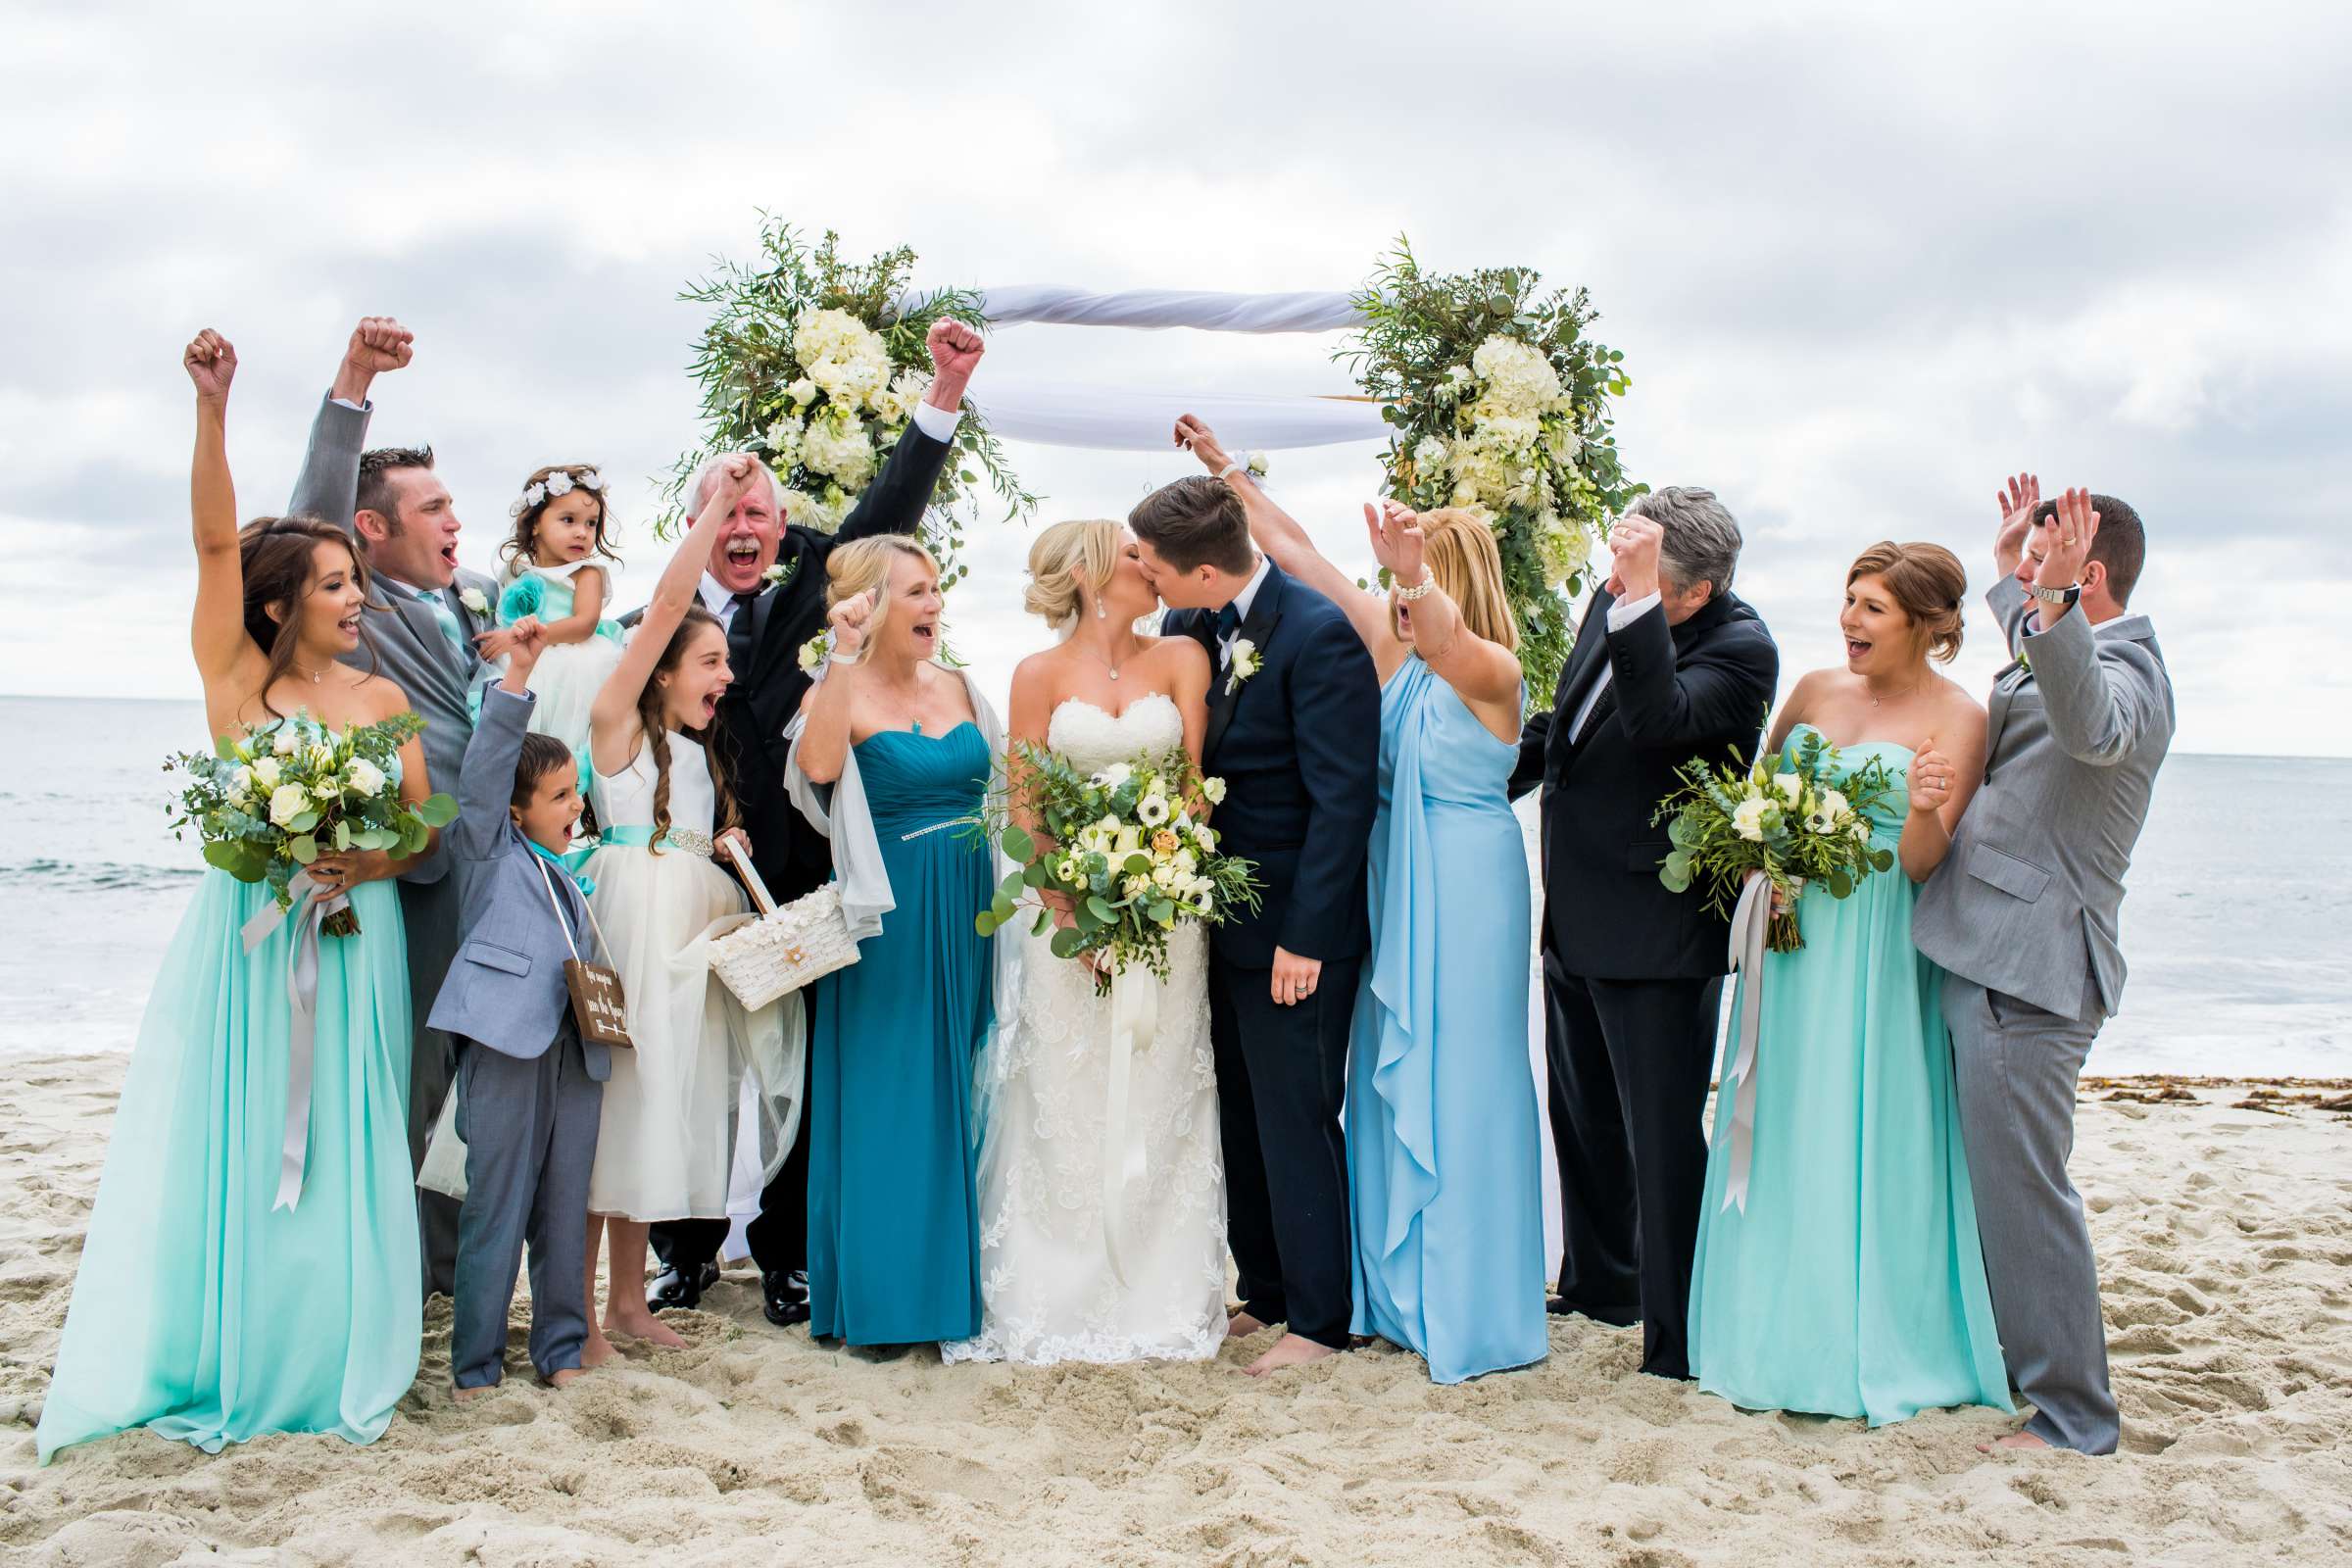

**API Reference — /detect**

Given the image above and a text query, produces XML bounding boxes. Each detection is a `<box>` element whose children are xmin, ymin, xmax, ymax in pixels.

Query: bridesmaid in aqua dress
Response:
<box><xmin>786</xmin><ymin>536</ymin><xmax>1002</xmax><ymax>1347</ymax></box>
<box><xmin>40</xmin><ymin>332</ymin><xmax>427</xmax><ymax>1461</ymax></box>
<box><xmin>1688</xmin><ymin>540</ymin><xmax>2010</xmax><ymax>1426</ymax></box>
<box><xmin>1181</xmin><ymin>416</ymin><xmax>1546</xmax><ymax>1383</ymax></box>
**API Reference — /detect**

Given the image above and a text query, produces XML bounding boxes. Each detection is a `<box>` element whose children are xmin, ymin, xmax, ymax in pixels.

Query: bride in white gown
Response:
<box><xmin>944</xmin><ymin>520</ymin><xmax>1229</xmax><ymax>1365</ymax></box>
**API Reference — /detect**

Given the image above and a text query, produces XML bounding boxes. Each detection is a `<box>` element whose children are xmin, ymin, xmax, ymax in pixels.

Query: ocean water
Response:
<box><xmin>1</xmin><ymin>696</ymin><xmax>2344</xmax><ymax>1075</ymax></box>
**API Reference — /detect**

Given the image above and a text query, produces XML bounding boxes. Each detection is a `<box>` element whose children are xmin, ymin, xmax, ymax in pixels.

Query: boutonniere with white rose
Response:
<box><xmin>458</xmin><ymin>586</ymin><xmax>490</xmax><ymax>617</ymax></box>
<box><xmin>1225</xmin><ymin>638</ymin><xmax>1260</xmax><ymax>697</ymax></box>
<box><xmin>761</xmin><ymin>561</ymin><xmax>796</xmax><ymax>589</ymax></box>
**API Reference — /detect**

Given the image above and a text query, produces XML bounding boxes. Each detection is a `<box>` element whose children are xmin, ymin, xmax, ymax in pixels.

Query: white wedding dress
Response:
<box><xmin>943</xmin><ymin>694</ymin><xmax>1228</xmax><ymax>1366</ymax></box>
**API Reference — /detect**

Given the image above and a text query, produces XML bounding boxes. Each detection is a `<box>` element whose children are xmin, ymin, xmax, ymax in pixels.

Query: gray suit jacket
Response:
<box><xmin>288</xmin><ymin>395</ymin><xmax>496</xmax><ymax>886</ymax></box>
<box><xmin>425</xmin><ymin>687</ymin><xmax>611</xmax><ymax>1080</ymax></box>
<box><xmin>1913</xmin><ymin>576</ymin><xmax>2175</xmax><ymax>1022</ymax></box>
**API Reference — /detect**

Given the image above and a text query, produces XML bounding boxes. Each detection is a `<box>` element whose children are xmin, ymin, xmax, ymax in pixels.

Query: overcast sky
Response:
<box><xmin>5</xmin><ymin>2</ymin><xmax>2345</xmax><ymax>755</ymax></box>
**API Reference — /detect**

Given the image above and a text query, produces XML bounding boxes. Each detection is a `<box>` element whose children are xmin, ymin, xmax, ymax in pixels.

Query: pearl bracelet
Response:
<box><xmin>1394</xmin><ymin>575</ymin><xmax>1438</xmax><ymax>602</ymax></box>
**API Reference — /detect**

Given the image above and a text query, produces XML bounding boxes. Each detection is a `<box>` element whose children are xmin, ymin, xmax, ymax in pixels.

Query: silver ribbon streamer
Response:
<box><xmin>1718</xmin><ymin>874</ymin><xmax>1773</xmax><ymax>1213</ymax></box>
<box><xmin>1100</xmin><ymin>964</ymin><xmax>1156</xmax><ymax>1286</ymax></box>
<box><xmin>238</xmin><ymin>868</ymin><xmax>351</xmax><ymax>1211</ymax></box>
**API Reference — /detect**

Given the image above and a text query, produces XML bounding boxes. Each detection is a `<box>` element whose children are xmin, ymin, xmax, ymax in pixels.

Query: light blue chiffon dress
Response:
<box><xmin>1346</xmin><ymin>657</ymin><xmax>1548</xmax><ymax>1383</ymax></box>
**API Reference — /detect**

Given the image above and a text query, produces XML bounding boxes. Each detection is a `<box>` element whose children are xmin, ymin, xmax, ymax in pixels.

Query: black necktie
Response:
<box><xmin>726</xmin><ymin>591</ymin><xmax>760</xmax><ymax>675</ymax></box>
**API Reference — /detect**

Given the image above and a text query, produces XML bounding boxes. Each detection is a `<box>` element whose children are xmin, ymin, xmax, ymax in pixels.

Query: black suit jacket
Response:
<box><xmin>1163</xmin><ymin>561</ymin><xmax>1381</xmax><ymax>969</ymax></box>
<box><xmin>1509</xmin><ymin>587</ymin><xmax>1779</xmax><ymax>980</ymax></box>
<box><xmin>644</xmin><ymin>425</ymin><xmax>955</xmax><ymax>903</ymax></box>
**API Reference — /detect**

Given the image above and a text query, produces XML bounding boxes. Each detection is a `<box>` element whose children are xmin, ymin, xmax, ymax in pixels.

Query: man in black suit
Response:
<box><xmin>1508</xmin><ymin>488</ymin><xmax>1777</xmax><ymax>1380</ymax></box>
<box><xmin>645</xmin><ymin>318</ymin><xmax>986</xmax><ymax>1326</ymax></box>
<box><xmin>1132</xmin><ymin>476</ymin><xmax>1381</xmax><ymax>1376</ymax></box>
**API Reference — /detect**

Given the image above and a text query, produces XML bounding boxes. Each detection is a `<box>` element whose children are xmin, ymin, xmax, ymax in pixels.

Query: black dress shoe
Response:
<box><xmin>762</xmin><ymin>1268</ymin><xmax>811</xmax><ymax>1327</ymax></box>
<box><xmin>648</xmin><ymin>1260</ymin><xmax>722</xmax><ymax>1312</ymax></box>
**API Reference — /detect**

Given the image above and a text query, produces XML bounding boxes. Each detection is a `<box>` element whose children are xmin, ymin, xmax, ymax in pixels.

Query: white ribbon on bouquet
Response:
<box><xmin>1718</xmin><ymin>873</ymin><xmax>1774</xmax><ymax>1213</ymax></box>
<box><xmin>1100</xmin><ymin>964</ymin><xmax>1157</xmax><ymax>1287</ymax></box>
<box><xmin>239</xmin><ymin>868</ymin><xmax>349</xmax><ymax>1211</ymax></box>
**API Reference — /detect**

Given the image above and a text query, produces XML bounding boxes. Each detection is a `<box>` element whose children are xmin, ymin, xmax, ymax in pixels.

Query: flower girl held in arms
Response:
<box><xmin>478</xmin><ymin>465</ymin><xmax>626</xmax><ymax>779</ymax></box>
<box><xmin>577</xmin><ymin>454</ymin><xmax>799</xmax><ymax>1366</ymax></box>
<box><xmin>431</xmin><ymin>624</ymin><xmax>615</xmax><ymax>1399</ymax></box>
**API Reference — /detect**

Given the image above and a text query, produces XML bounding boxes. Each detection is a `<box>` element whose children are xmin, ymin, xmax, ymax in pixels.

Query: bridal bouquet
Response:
<box><xmin>1652</xmin><ymin>730</ymin><xmax>1897</xmax><ymax>952</ymax></box>
<box><xmin>974</xmin><ymin>744</ymin><xmax>1260</xmax><ymax>992</ymax></box>
<box><xmin>166</xmin><ymin>711</ymin><xmax>457</xmax><ymax>936</ymax></box>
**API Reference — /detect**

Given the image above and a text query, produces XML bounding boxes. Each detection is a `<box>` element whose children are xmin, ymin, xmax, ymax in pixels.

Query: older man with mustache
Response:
<box><xmin>645</xmin><ymin>316</ymin><xmax>986</xmax><ymax>1327</ymax></box>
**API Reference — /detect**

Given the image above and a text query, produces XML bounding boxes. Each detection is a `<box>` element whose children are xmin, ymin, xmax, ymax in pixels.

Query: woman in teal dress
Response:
<box><xmin>1180</xmin><ymin>411</ymin><xmax>1548</xmax><ymax>1384</ymax></box>
<box><xmin>785</xmin><ymin>536</ymin><xmax>1004</xmax><ymax>1348</ymax></box>
<box><xmin>1688</xmin><ymin>540</ymin><xmax>2010</xmax><ymax>1426</ymax></box>
<box><xmin>40</xmin><ymin>331</ymin><xmax>426</xmax><ymax>1462</ymax></box>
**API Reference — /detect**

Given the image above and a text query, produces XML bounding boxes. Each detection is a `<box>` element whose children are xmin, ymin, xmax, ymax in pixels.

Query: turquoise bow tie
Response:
<box><xmin>527</xmin><ymin>839</ymin><xmax>597</xmax><ymax>899</ymax></box>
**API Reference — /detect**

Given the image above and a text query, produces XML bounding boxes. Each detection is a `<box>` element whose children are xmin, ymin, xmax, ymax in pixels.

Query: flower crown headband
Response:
<box><xmin>508</xmin><ymin>466</ymin><xmax>608</xmax><ymax>518</ymax></box>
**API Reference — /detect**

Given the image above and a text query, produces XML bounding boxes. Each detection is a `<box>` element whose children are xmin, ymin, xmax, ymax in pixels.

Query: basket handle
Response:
<box><xmin>718</xmin><ymin>833</ymin><xmax>778</xmax><ymax>915</ymax></box>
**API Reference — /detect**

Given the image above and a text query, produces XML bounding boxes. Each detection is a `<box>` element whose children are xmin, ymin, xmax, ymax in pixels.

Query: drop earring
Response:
<box><xmin>1095</xmin><ymin>592</ymin><xmax>1106</xmax><ymax>620</ymax></box>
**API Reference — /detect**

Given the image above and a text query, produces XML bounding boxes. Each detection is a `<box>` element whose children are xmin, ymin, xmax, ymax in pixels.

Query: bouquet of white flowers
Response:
<box><xmin>974</xmin><ymin>744</ymin><xmax>1260</xmax><ymax>993</ymax></box>
<box><xmin>1652</xmin><ymin>730</ymin><xmax>1897</xmax><ymax>952</ymax></box>
<box><xmin>167</xmin><ymin>711</ymin><xmax>457</xmax><ymax>936</ymax></box>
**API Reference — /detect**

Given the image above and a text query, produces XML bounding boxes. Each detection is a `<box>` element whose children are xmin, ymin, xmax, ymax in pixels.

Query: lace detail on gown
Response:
<box><xmin>943</xmin><ymin>694</ymin><xmax>1229</xmax><ymax>1366</ymax></box>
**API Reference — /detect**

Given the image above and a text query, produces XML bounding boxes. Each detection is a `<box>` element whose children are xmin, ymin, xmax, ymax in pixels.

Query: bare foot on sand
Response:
<box><xmin>1226</xmin><ymin>1309</ymin><xmax>1267</xmax><ymax>1339</ymax></box>
<box><xmin>581</xmin><ymin>1333</ymin><xmax>622</xmax><ymax>1367</ymax></box>
<box><xmin>607</xmin><ymin>1307</ymin><xmax>686</xmax><ymax>1348</ymax></box>
<box><xmin>452</xmin><ymin>1385</ymin><xmax>485</xmax><ymax>1404</ymax></box>
<box><xmin>545</xmin><ymin>1368</ymin><xmax>586</xmax><ymax>1389</ymax></box>
<box><xmin>1978</xmin><ymin>1431</ymin><xmax>2054</xmax><ymax>1453</ymax></box>
<box><xmin>1245</xmin><ymin>1333</ymin><xmax>1337</xmax><ymax>1377</ymax></box>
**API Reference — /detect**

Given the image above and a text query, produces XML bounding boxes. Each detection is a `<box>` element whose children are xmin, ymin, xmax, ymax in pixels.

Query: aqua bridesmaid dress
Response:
<box><xmin>1347</xmin><ymin>657</ymin><xmax>1548</xmax><ymax>1383</ymax></box>
<box><xmin>38</xmin><ymin>844</ymin><xmax>422</xmax><ymax>1461</ymax></box>
<box><xmin>1687</xmin><ymin>724</ymin><xmax>2011</xmax><ymax>1425</ymax></box>
<box><xmin>805</xmin><ymin>720</ymin><xmax>993</xmax><ymax>1346</ymax></box>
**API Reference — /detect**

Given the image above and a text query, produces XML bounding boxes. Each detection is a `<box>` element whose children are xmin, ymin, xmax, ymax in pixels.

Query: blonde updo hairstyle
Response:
<box><xmin>825</xmin><ymin>535</ymin><xmax>941</xmax><ymax>664</ymax></box>
<box><xmin>1846</xmin><ymin>540</ymin><xmax>1967</xmax><ymax>663</ymax></box>
<box><xmin>1023</xmin><ymin>518</ymin><xmax>1121</xmax><ymax>628</ymax></box>
<box><xmin>1412</xmin><ymin>508</ymin><xmax>1521</xmax><ymax>653</ymax></box>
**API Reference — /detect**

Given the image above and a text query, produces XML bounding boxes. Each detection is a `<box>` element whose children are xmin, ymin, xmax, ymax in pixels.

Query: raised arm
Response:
<box><xmin>184</xmin><ymin>332</ymin><xmax>260</xmax><ymax>715</ymax></box>
<box><xmin>287</xmin><ymin>318</ymin><xmax>411</xmax><ymax>530</ymax></box>
<box><xmin>450</xmin><ymin>629</ymin><xmax>546</xmax><ymax>860</ymax></box>
<box><xmin>1603</xmin><ymin>515</ymin><xmax>1777</xmax><ymax>753</ymax></box>
<box><xmin>829</xmin><ymin>318</ymin><xmax>985</xmax><ymax>546</ymax></box>
<box><xmin>787</xmin><ymin>589</ymin><xmax>877</xmax><ymax>787</ymax></box>
<box><xmin>589</xmin><ymin>455</ymin><xmax>756</xmax><ymax>772</ymax></box>
<box><xmin>1369</xmin><ymin>502</ymin><xmax>1523</xmax><ymax>712</ymax></box>
<box><xmin>1175</xmin><ymin>415</ymin><xmax>1392</xmax><ymax>655</ymax></box>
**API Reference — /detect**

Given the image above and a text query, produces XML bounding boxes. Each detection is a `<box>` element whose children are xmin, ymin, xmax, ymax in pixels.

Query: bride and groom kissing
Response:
<box><xmin>953</xmin><ymin>414</ymin><xmax>1548</xmax><ymax>1384</ymax></box>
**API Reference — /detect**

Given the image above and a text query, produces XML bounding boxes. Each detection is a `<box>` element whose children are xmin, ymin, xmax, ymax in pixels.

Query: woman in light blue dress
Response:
<box><xmin>786</xmin><ymin>536</ymin><xmax>1001</xmax><ymax>1347</ymax></box>
<box><xmin>40</xmin><ymin>331</ymin><xmax>425</xmax><ymax>1461</ymax></box>
<box><xmin>1182</xmin><ymin>416</ymin><xmax>1546</xmax><ymax>1382</ymax></box>
<box><xmin>1688</xmin><ymin>540</ymin><xmax>2010</xmax><ymax>1425</ymax></box>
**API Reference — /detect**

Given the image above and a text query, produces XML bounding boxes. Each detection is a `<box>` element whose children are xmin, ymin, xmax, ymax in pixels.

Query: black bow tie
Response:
<box><xmin>1212</xmin><ymin>603</ymin><xmax>1243</xmax><ymax>640</ymax></box>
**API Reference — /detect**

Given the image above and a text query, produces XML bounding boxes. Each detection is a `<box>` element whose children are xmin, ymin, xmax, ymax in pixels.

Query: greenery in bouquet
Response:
<box><xmin>1652</xmin><ymin>728</ymin><xmax>1898</xmax><ymax>952</ymax></box>
<box><xmin>668</xmin><ymin>220</ymin><xmax>1037</xmax><ymax>586</ymax></box>
<box><xmin>166</xmin><ymin>712</ymin><xmax>457</xmax><ymax>936</ymax></box>
<box><xmin>1342</xmin><ymin>235</ymin><xmax>1643</xmax><ymax>706</ymax></box>
<box><xmin>973</xmin><ymin>744</ymin><xmax>1261</xmax><ymax>993</ymax></box>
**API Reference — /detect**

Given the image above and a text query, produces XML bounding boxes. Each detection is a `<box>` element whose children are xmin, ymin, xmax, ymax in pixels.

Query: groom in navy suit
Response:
<box><xmin>1133</xmin><ymin>476</ymin><xmax>1380</xmax><ymax>1375</ymax></box>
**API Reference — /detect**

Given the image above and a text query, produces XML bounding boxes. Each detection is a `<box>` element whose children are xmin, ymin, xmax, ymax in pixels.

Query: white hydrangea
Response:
<box><xmin>1469</xmin><ymin>334</ymin><xmax>1568</xmax><ymax>418</ymax></box>
<box><xmin>799</xmin><ymin>408</ymin><xmax>875</xmax><ymax>489</ymax></box>
<box><xmin>762</xmin><ymin>415</ymin><xmax>806</xmax><ymax>469</ymax></box>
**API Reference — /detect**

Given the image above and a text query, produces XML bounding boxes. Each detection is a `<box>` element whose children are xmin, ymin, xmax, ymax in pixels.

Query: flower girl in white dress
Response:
<box><xmin>577</xmin><ymin>454</ymin><xmax>800</xmax><ymax>1364</ymax></box>
<box><xmin>478</xmin><ymin>465</ymin><xmax>626</xmax><ymax>780</ymax></box>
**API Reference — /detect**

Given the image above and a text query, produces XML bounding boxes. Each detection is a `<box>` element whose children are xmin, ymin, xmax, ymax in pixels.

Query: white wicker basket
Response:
<box><xmin>710</xmin><ymin>843</ymin><xmax>861</xmax><ymax>1010</ymax></box>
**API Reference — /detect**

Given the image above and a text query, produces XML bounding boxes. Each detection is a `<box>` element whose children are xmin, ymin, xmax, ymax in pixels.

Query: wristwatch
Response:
<box><xmin>2026</xmin><ymin>581</ymin><xmax>2081</xmax><ymax>609</ymax></box>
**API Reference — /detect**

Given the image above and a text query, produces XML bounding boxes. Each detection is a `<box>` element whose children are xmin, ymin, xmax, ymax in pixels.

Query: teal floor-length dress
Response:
<box><xmin>806</xmin><ymin>720</ymin><xmax>994</xmax><ymax>1346</ymax></box>
<box><xmin>1346</xmin><ymin>657</ymin><xmax>1547</xmax><ymax>1383</ymax></box>
<box><xmin>38</xmin><ymin>859</ymin><xmax>422</xmax><ymax>1462</ymax></box>
<box><xmin>1687</xmin><ymin>725</ymin><xmax>2010</xmax><ymax>1426</ymax></box>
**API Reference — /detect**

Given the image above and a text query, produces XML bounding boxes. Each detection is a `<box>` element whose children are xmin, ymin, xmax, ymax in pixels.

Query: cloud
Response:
<box><xmin>1</xmin><ymin>1</ymin><xmax>2343</xmax><ymax>755</ymax></box>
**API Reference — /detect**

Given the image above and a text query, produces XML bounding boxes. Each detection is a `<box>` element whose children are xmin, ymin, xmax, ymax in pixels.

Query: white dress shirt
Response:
<box><xmin>1567</xmin><ymin>590</ymin><xmax>1661</xmax><ymax>743</ymax></box>
<box><xmin>1216</xmin><ymin>555</ymin><xmax>1273</xmax><ymax>668</ymax></box>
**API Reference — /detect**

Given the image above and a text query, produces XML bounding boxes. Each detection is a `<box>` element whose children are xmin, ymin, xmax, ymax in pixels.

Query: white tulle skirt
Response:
<box><xmin>523</xmin><ymin>634</ymin><xmax>624</xmax><ymax>763</ymax></box>
<box><xmin>581</xmin><ymin>842</ymin><xmax>800</xmax><ymax>1223</ymax></box>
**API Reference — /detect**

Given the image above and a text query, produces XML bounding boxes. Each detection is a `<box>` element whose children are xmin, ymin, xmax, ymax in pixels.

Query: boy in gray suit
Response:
<box><xmin>429</xmin><ymin>629</ymin><xmax>612</xmax><ymax>1394</ymax></box>
<box><xmin>1915</xmin><ymin>480</ymin><xmax>2175</xmax><ymax>1454</ymax></box>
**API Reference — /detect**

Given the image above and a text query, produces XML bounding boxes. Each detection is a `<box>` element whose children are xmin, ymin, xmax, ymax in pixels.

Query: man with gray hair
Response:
<box><xmin>1510</xmin><ymin>487</ymin><xmax>1779</xmax><ymax>1380</ymax></box>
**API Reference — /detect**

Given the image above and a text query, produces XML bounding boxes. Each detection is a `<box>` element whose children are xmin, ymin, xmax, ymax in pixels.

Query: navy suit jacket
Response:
<box><xmin>1163</xmin><ymin>560</ymin><xmax>1380</xmax><ymax>969</ymax></box>
<box><xmin>427</xmin><ymin>687</ymin><xmax>612</xmax><ymax>1080</ymax></box>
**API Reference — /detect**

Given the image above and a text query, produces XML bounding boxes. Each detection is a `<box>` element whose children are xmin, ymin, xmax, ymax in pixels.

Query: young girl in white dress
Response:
<box><xmin>479</xmin><ymin>464</ymin><xmax>626</xmax><ymax>780</ymax></box>
<box><xmin>577</xmin><ymin>454</ymin><xmax>800</xmax><ymax>1364</ymax></box>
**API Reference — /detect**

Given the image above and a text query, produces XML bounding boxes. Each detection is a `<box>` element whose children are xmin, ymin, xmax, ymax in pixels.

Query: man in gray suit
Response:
<box><xmin>1914</xmin><ymin>478</ymin><xmax>2175</xmax><ymax>1455</ymax></box>
<box><xmin>431</xmin><ymin>644</ymin><xmax>610</xmax><ymax>1394</ymax></box>
<box><xmin>288</xmin><ymin>316</ymin><xmax>494</xmax><ymax>1298</ymax></box>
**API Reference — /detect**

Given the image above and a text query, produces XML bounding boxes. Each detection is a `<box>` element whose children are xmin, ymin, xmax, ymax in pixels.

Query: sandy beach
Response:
<box><xmin>3</xmin><ymin>1056</ymin><xmax>2348</xmax><ymax>1567</ymax></box>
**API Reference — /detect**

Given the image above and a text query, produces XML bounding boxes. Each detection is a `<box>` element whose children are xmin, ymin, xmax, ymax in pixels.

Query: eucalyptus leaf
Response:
<box><xmin>1049</xmin><ymin>927</ymin><xmax>1088</xmax><ymax>959</ymax></box>
<box><xmin>290</xmin><ymin>835</ymin><xmax>318</xmax><ymax>865</ymax></box>
<box><xmin>1001</xmin><ymin>824</ymin><xmax>1038</xmax><ymax>864</ymax></box>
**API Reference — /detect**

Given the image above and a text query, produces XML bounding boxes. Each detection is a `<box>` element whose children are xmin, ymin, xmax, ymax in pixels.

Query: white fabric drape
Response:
<box><xmin>901</xmin><ymin>284</ymin><xmax>1365</xmax><ymax>334</ymax></box>
<box><xmin>966</xmin><ymin>379</ymin><xmax>1389</xmax><ymax>453</ymax></box>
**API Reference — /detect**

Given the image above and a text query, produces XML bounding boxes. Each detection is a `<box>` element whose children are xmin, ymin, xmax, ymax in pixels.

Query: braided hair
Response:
<box><xmin>631</xmin><ymin>605</ymin><xmax>740</xmax><ymax>852</ymax></box>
